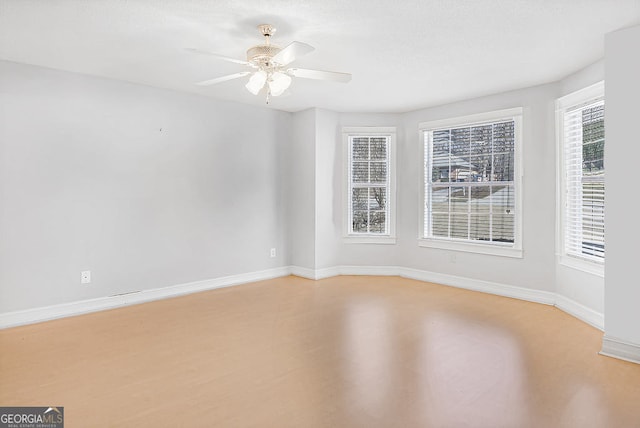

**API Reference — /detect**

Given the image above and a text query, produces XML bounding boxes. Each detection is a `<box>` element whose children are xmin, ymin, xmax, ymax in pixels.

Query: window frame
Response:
<box><xmin>555</xmin><ymin>81</ymin><xmax>605</xmax><ymax>276</ymax></box>
<box><xmin>343</xmin><ymin>126</ymin><xmax>397</xmax><ymax>244</ymax></box>
<box><xmin>418</xmin><ymin>108</ymin><xmax>524</xmax><ymax>258</ymax></box>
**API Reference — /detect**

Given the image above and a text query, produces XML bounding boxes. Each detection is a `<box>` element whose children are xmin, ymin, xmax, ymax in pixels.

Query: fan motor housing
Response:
<box><xmin>246</xmin><ymin>44</ymin><xmax>281</xmax><ymax>65</ymax></box>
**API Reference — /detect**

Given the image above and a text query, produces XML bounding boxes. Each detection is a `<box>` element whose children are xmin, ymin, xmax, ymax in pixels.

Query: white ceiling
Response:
<box><xmin>1</xmin><ymin>0</ymin><xmax>638</xmax><ymax>113</ymax></box>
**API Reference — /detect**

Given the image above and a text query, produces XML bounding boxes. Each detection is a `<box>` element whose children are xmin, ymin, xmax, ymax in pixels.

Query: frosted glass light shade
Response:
<box><xmin>245</xmin><ymin>70</ymin><xmax>267</xmax><ymax>95</ymax></box>
<box><xmin>268</xmin><ymin>72</ymin><xmax>292</xmax><ymax>96</ymax></box>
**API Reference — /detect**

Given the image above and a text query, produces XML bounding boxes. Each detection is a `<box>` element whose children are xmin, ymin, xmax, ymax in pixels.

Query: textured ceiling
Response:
<box><xmin>0</xmin><ymin>0</ymin><xmax>639</xmax><ymax>113</ymax></box>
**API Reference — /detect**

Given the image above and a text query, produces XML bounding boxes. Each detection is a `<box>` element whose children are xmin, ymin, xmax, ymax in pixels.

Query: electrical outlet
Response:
<box><xmin>270</xmin><ymin>248</ymin><xmax>276</xmax><ymax>258</ymax></box>
<box><xmin>81</xmin><ymin>270</ymin><xmax>91</xmax><ymax>284</ymax></box>
<box><xmin>449</xmin><ymin>253</ymin><xmax>457</xmax><ymax>264</ymax></box>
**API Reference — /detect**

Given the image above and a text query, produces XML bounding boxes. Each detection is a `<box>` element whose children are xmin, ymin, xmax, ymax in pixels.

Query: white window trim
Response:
<box><xmin>418</xmin><ymin>107</ymin><xmax>524</xmax><ymax>258</ymax></box>
<box><xmin>343</xmin><ymin>126</ymin><xmax>397</xmax><ymax>244</ymax></box>
<box><xmin>555</xmin><ymin>81</ymin><xmax>605</xmax><ymax>276</ymax></box>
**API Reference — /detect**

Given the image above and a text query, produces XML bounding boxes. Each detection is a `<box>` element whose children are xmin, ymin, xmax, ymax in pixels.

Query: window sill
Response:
<box><xmin>418</xmin><ymin>238</ymin><xmax>523</xmax><ymax>258</ymax></box>
<box><xmin>344</xmin><ymin>235</ymin><xmax>397</xmax><ymax>245</ymax></box>
<box><xmin>558</xmin><ymin>255</ymin><xmax>604</xmax><ymax>277</ymax></box>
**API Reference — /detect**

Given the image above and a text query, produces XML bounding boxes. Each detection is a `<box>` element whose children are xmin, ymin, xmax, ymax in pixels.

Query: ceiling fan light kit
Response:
<box><xmin>245</xmin><ymin>70</ymin><xmax>267</xmax><ymax>95</ymax></box>
<box><xmin>267</xmin><ymin>72</ymin><xmax>292</xmax><ymax>97</ymax></box>
<box><xmin>190</xmin><ymin>24</ymin><xmax>352</xmax><ymax>104</ymax></box>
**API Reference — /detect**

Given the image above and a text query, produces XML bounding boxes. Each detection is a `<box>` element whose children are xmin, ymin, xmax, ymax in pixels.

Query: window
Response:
<box><xmin>420</xmin><ymin>108</ymin><xmax>522</xmax><ymax>257</ymax></box>
<box><xmin>343</xmin><ymin>127</ymin><xmax>396</xmax><ymax>243</ymax></box>
<box><xmin>557</xmin><ymin>82</ymin><xmax>604</xmax><ymax>273</ymax></box>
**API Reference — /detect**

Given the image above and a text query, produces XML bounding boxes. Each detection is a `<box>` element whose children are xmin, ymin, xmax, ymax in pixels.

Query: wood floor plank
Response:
<box><xmin>1</xmin><ymin>275</ymin><xmax>639</xmax><ymax>427</ymax></box>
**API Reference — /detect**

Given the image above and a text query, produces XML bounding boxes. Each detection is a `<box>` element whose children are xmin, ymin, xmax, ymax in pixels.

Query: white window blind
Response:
<box><xmin>563</xmin><ymin>100</ymin><xmax>605</xmax><ymax>261</ymax></box>
<box><xmin>423</xmin><ymin>117</ymin><xmax>518</xmax><ymax>247</ymax></box>
<box><xmin>348</xmin><ymin>135</ymin><xmax>390</xmax><ymax>235</ymax></box>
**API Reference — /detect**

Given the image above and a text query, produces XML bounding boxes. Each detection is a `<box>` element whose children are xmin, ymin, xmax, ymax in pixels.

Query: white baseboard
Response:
<box><xmin>555</xmin><ymin>294</ymin><xmax>604</xmax><ymax>331</ymax></box>
<box><xmin>291</xmin><ymin>265</ymin><xmax>556</xmax><ymax>305</ymax></box>
<box><xmin>314</xmin><ymin>266</ymin><xmax>341</xmax><ymax>279</ymax></box>
<box><xmin>291</xmin><ymin>265</ymin><xmax>399</xmax><ymax>280</ymax></box>
<box><xmin>289</xmin><ymin>265</ymin><xmax>605</xmax><ymax>330</ymax></box>
<box><xmin>338</xmin><ymin>265</ymin><xmax>399</xmax><ymax>276</ymax></box>
<box><xmin>398</xmin><ymin>267</ymin><xmax>556</xmax><ymax>305</ymax></box>
<box><xmin>289</xmin><ymin>266</ymin><xmax>328</xmax><ymax>280</ymax></box>
<box><xmin>1</xmin><ymin>264</ymin><xmax>605</xmax><ymax>334</ymax></box>
<box><xmin>600</xmin><ymin>336</ymin><xmax>640</xmax><ymax>364</ymax></box>
<box><xmin>0</xmin><ymin>266</ymin><xmax>291</xmax><ymax>329</ymax></box>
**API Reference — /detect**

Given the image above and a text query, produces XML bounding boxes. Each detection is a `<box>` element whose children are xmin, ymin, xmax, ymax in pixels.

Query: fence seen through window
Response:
<box><xmin>425</xmin><ymin>120</ymin><xmax>516</xmax><ymax>244</ymax></box>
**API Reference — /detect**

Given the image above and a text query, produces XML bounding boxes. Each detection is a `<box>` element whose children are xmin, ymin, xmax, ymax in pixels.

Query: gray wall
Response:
<box><xmin>288</xmin><ymin>109</ymin><xmax>316</xmax><ymax>270</ymax></box>
<box><xmin>315</xmin><ymin>108</ymin><xmax>341</xmax><ymax>270</ymax></box>
<box><xmin>299</xmin><ymin>75</ymin><xmax>605</xmax><ymax>314</ymax></box>
<box><xmin>604</xmin><ymin>25</ymin><xmax>640</xmax><ymax>345</ymax></box>
<box><xmin>555</xmin><ymin>61</ymin><xmax>605</xmax><ymax>314</ymax></box>
<box><xmin>0</xmin><ymin>61</ymin><xmax>291</xmax><ymax>313</ymax></box>
<box><xmin>0</xmin><ymin>51</ymin><xmax>617</xmax><ymax>322</ymax></box>
<box><xmin>399</xmin><ymin>84</ymin><xmax>558</xmax><ymax>292</ymax></box>
<box><xmin>306</xmin><ymin>85</ymin><xmax>560</xmax><ymax>294</ymax></box>
<box><xmin>331</xmin><ymin>113</ymin><xmax>403</xmax><ymax>267</ymax></box>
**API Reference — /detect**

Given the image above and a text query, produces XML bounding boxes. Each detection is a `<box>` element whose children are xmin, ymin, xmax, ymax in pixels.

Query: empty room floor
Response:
<box><xmin>1</xmin><ymin>275</ymin><xmax>640</xmax><ymax>427</ymax></box>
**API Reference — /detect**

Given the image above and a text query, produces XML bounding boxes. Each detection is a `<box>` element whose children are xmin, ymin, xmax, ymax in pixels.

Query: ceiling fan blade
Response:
<box><xmin>195</xmin><ymin>72</ymin><xmax>251</xmax><ymax>86</ymax></box>
<box><xmin>185</xmin><ymin>48</ymin><xmax>250</xmax><ymax>66</ymax></box>
<box><xmin>288</xmin><ymin>68</ymin><xmax>352</xmax><ymax>83</ymax></box>
<box><xmin>272</xmin><ymin>42</ymin><xmax>315</xmax><ymax>66</ymax></box>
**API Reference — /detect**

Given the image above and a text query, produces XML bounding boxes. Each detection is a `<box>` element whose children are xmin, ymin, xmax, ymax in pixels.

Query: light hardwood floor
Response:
<box><xmin>1</xmin><ymin>275</ymin><xmax>640</xmax><ymax>427</ymax></box>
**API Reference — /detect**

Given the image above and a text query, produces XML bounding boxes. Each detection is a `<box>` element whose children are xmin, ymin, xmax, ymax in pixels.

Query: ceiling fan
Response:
<box><xmin>188</xmin><ymin>24</ymin><xmax>352</xmax><ymax>103</ymax></box>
